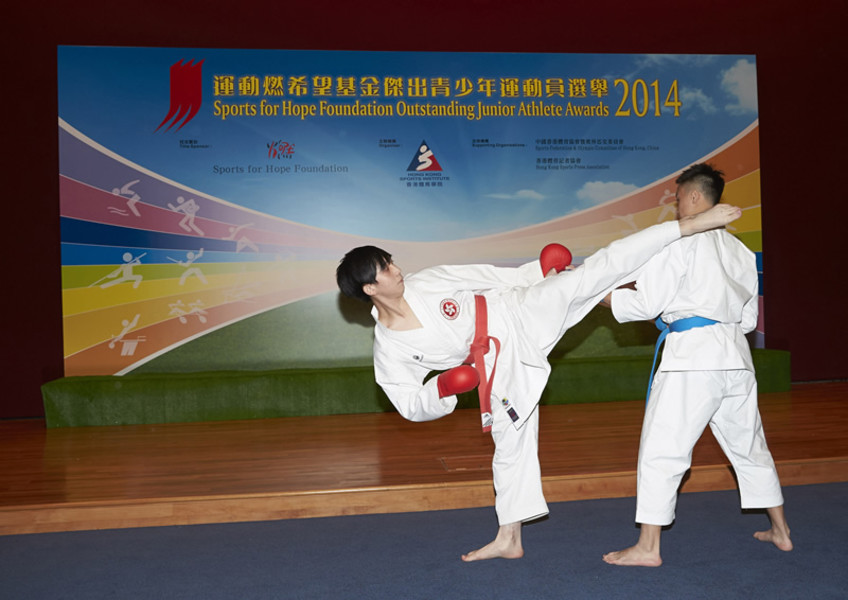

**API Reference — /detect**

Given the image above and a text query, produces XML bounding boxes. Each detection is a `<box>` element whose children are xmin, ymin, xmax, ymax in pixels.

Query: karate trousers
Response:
<box><xmin>635</xmin><ymin>369</ymin><xmax>784</xmax><ymax>526</ymax></box>
<box><xmin>491</xmin><ymin>400</ymin><xmax>548</xmax><ymax>526</ymax></box>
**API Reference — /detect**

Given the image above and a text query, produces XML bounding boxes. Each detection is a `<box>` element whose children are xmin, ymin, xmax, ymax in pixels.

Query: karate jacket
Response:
<box><xmin>372</xmin><ymin>221</ymin><xmax>685</xmax><ymax>429</ymax></box>
<box><xmin>611</xmin><ymin>228</ymin><xmax>758</xmax><ymax>373</ymax></box>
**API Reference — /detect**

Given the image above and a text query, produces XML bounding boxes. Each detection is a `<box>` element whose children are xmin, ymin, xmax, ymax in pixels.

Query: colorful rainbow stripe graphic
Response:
<box><xmin>60</xmin><ymin>118</ymin><xmax>762</xmax><ymax>376</ymax></box>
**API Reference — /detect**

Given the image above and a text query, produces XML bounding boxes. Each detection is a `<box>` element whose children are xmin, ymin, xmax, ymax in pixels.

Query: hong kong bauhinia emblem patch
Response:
<box><xmin>440</xmin><ymin>298</ymin><xmax>459</xmax><ymax>320</ymax></box>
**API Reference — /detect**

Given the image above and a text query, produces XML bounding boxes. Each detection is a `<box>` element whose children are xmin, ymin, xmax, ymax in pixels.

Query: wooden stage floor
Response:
<box><xmin>2</xmin><ymin>382</ymin><xmax>847</xmax><ymax>536</ymax></box>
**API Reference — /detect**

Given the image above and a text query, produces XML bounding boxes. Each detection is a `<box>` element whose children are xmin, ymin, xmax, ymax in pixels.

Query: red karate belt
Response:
<box><xmin>464</xmin><ymin>295</ymin><xmax>501</xmax><ymax>432</ymax></box>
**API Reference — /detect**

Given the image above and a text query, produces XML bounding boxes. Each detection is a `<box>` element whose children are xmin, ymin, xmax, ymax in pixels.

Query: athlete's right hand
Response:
<box><xmin>437</xmin><ymin>365</ymin><xmax>480</xmax><ymax>397</ymax></box>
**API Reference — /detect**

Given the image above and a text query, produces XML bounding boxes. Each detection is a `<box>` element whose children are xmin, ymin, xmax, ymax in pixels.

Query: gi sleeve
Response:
<box><xmin>373</xmin><ymin>340</ymin><xmax>457</xmax><ymax>422</ymax></box>
<box><xmin>416</xmin><ymin>260</ymin><xmax>544</xmax><ymax>293</ymax></box>
<box><xmin>610</xmin><ymin>242</ymin><xmax>688</xmax><ymax>324</ymax></box>
<box><xmin>740</xmin><ymin>281</ymin><xmax>759</xmax><ymax>334</ymax></box>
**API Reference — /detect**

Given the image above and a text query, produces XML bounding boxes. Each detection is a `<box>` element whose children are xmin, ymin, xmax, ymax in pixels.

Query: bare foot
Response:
<box><xmin>461</xmin><ymin>523</ymin><xmax>523</xmax><ymax>562</ymax></box>
<box><xmin>754</xmin><ymin>527</ymin><xmax>794</xmax><ymax>551</ymax></box>
<box><xmin>679</xmin><ymin>204</ymin><xmax>742</xmax><ymax>236</ymax></box>
<box><xmin>604</xmin><ymin>523</ymin><xmax>662</xmax><ymax>567</ymax></box>
<box><xmin>754</xmin><ymin>505</ymin><xmax>793</xmax><ymax>551</ymax></box>
<box><xmin>603</xmin><ymin>545</ymin><xmax>663</xmax><ymax>567</ymax></box>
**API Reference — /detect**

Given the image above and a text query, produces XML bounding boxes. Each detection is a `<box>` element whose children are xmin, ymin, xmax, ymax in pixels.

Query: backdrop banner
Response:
<box><xmin>58</xmin><ymin>48</ymin><xmax>762</xmax><ymax>376</ymax></box>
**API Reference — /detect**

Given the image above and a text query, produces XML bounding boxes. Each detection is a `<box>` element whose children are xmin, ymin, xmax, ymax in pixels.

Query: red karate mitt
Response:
<box><xmin>437</xmin><ymin>365</ymin><xmax>480</xmax><ymax>398</ymax></box>
<box><xmin>540</xmin><ymin>243</ymin><xmax>572</xmax><ymax>276</ymax></box>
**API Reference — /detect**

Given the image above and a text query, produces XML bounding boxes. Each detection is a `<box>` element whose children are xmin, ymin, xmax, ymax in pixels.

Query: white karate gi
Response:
<box><xmin>372</xmin><ymin>221</ymin><xmax>684</xmax><ymax>525</ymax></box>
<box><xmin>610</xmin><ymin>228</ymin><xmax>784</xmax><ymax>526</ymax></box>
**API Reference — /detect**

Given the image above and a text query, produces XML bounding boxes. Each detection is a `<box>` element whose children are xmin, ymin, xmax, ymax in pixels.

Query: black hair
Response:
<box><xmin>336</xmin><ymin>246</ymin><xmax>393</xmax><ymax>302</ymax></box>
<box><xmin>675</xmin><ymin>163</ymin><xmax>725</xmax><ymax>205</ymax></box>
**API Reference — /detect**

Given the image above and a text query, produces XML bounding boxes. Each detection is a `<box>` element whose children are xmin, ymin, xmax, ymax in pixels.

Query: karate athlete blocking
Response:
<box><xmin>335</xmin><ymin>203</ymin><xmax>741</xmax><ymax>562</ymax></box>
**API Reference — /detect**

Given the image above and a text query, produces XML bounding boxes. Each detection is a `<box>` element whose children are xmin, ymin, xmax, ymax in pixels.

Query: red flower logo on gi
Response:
<box><xmin>440</xmin><ymin>298</ymin><xmax>459</xmax><ymax>320</ymax></box>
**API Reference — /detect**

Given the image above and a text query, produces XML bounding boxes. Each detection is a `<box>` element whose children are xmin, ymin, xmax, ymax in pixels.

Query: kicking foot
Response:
<box><xmin>679</xmin><ymin>204</ymin><xmax>742</xmax><ymax>236</ymax></box>
<box><xmin>603</xmin><ymin>545</ymin><xmax>663</xmax><ymax>567</ymax></box>
<box><xmin>754</xmin><ymin>528</ymin><xmax>794</xmax><ymax>552</ymax></box>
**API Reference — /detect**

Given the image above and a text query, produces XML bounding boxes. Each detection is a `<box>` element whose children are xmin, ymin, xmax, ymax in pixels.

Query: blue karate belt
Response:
<box><xmin>646</xmin><ymin>316</ymin><xmax>719</xmax><ymax>403</ymax></box>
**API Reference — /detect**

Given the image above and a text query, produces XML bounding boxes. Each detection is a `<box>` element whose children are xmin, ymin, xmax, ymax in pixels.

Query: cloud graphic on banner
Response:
<box><xmin>576</xmin><ymin>181</ymin><xmax>639</xmax><ymax>205</ymax></box>
<box><xmin>486</xmin><ymin>189</ymin><xmax>545</xmax><ymax>201</ymax></box>
<box><xmin>722</xmin><ymin>59</ymin><xmax>758</xmax><ymax>115</ymax></box>
<box><xmin>635</xmin><ymin>54</ymin><xmax>718</xmax><ymax>68</ymax></box>
<box><xmin>680</xmin><ymin>87</ymin><xmax>718</xmax><ymax>118</ymax></box>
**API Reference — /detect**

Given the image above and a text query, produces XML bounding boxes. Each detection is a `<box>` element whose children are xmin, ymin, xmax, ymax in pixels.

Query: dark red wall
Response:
<box><xmin>3</xmin><ymin>0</ymin><xmax>845</xmax><ymax>418</ymax></box>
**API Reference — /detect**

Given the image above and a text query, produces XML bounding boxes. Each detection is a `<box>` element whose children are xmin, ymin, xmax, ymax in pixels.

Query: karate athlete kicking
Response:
<box><xmin>336</xmin><ymin>202</ymin><xmax>741</xmax><ymax>562</ymax></box>
<box><xmin>601</xmin><ymin>164</ymin><xmax>792</xmax><ymax>567</ymax></box>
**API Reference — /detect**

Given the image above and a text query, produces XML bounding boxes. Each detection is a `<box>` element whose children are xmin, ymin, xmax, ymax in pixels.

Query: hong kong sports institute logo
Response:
<box><xmin>407</xmin><ymin>140</ymin><xmax>443</xmax><ymax>172</ymax></box>
<box><xmin>401</xmin><ymin>139</ymin><xmax>450</xmax><ymax>188</ymax></box>
<box><xmin>156</xmin><ymin>59</ymin><xmax>205</xmax><ymax>132</ymax></box>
